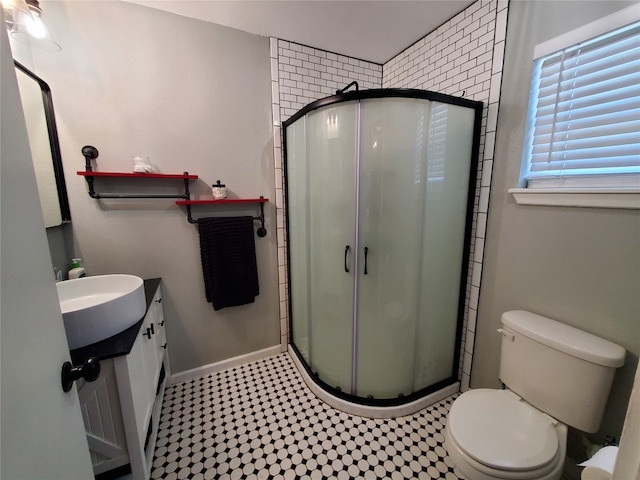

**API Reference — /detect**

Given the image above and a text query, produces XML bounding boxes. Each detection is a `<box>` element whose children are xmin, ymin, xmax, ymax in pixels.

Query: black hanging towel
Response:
<box><xmin>198</xmin><ymin>216</ymin><xmax>259</xmax><ymax>310</ymax></box>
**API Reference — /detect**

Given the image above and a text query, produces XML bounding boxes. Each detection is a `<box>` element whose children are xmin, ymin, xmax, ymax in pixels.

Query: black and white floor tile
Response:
<box><xmin>151</xmin><ymin>353</ymin><xmax>465</xmax><ymax>480</ymax></box>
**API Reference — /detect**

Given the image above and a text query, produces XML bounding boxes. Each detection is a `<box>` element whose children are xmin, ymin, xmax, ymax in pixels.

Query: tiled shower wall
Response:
<box><xmin>270</xmin><ymin>0</ymin><xmax>508</xmax><ymax>392</ymax></box>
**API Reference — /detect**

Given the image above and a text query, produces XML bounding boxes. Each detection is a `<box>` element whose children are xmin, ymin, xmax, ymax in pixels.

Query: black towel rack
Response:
<box><xmin>175</xmin><ymin>197</ymin><xmax>268</xmax><ymax>237</ymax></box>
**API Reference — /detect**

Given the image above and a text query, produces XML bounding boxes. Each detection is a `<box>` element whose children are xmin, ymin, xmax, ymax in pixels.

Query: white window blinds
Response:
<box><xmin>522</xmin><ymin>21</ymin><xmax>640</xmax><ymax>189</ymax></box>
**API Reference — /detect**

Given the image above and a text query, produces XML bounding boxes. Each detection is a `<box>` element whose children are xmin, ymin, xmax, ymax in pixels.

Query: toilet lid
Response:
<box><xmin>448</xmin><ymin>389</ymin><xmax>559</xmax><ymax>471</ymax></box>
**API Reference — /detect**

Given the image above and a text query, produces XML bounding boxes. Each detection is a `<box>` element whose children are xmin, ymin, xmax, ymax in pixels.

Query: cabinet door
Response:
<box><xmin>115</xmin><ymin>321</ymin><xmax>152</xmax><ymax>452</ymax></box>
<box><xmin>150</xmin><ymin>288</ymin><xmax>166</xmax><ymax>378</ymax></box>
<box><xmin>114</xmin><ymin>283</ymin><xmax>167</xmax><ymax>480</ymax></box>
<box><xmin>143</xmin><ymin>298</ymin><xmax>160</xmax><ymax>393</ymax></box>
<box><xmin>116</xmin><ymin>310</ymin><xmax>160</xmax><ymax>447</ymax></box>
<box><xmin>77</xmin><ymin>360</ymin><xmax>129</xmax><ymax>474</ymax></box>
<box><xmin>138</xmin><ymin>315</ymin><xmax>157</xmax><ymax>438</ymax></box>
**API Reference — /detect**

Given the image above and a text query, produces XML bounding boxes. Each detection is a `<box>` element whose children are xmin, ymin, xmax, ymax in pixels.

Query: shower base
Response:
<box><xmin>287</xmin><ymin>345</ymin><xmax>460</xmax><ymax>419</ymax></box>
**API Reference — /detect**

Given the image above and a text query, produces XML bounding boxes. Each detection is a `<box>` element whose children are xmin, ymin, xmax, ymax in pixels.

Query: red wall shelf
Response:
<box><xmin>175</xmin><ymin>198</ymin><xmax>268</xmax><ymax>205</ymax></box>
<box><xmin>77</xmin><ymin>171</ymin><xmax>198</xmax><ymax>180</ymax></box>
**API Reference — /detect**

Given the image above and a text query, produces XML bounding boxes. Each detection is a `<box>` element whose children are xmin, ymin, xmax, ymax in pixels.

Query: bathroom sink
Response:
<box><xmin>57</xmin><ymin>274</ymin><xmax>146</xmax><ymax>349</ymax></box>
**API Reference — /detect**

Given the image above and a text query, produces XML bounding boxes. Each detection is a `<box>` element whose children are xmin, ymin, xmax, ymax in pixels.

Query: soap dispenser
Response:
<box><xmin>68</xmin><ymin>258</ymin><xmax>87</xmax><ymax>279</ymax></box>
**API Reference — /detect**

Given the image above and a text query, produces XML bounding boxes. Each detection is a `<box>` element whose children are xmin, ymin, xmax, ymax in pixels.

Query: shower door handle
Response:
<box><xmin>364</xmin><ymin>247</ymin><xmax>369</xmax><ymax>275</ymax></box>
<box><xmin>344</xmin><ymin>245</ymin><xmax>351</xmax><ymax>273</ymax></box>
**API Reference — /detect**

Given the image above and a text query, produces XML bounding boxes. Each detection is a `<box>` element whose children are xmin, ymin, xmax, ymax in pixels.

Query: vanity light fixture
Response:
<box><xmin>2</xmin><ymin>0</ymin><xmax>60</xmax><ymax>51</ymax></box>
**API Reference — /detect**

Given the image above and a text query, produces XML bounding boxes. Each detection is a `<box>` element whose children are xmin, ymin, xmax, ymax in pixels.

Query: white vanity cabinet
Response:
<box><xmin>76</xmin><ymin>279</ymin><xmax>169</xmax><ymax>480</ymax></box>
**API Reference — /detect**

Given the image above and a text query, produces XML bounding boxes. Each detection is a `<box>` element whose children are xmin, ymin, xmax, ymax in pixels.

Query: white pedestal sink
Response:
<box><xmin>57</xmin><ymin>274</ymin><xmax>146</xmax><ymax>349</ymax></box>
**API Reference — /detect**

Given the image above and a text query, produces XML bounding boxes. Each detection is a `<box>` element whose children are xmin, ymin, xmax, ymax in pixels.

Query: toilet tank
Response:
<box><xmin>499</xmin><ymin>310</ymin><xmax>625</xmax><ymax>433</ymax></box>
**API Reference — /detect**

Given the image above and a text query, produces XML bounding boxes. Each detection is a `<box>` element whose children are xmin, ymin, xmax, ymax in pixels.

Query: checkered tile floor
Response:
<box><xmin>151</xmin><ymin>353</ymin><xmax>465</xmax><ymax>480</ymax></box>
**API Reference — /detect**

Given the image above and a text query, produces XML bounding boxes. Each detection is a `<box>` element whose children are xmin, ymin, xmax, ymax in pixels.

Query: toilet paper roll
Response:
<box><xmin>578</xmin><ymin>446</ymin><xmax>618</xmax><ymax>480</ymax></box>
<box><xmin>581</xmin><ymin>466</ymin><xmax>612</xmax><ymax>480</ymax></box>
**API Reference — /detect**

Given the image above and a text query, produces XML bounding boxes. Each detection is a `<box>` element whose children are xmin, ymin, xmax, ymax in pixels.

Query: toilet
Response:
<box><xmin>444</xmin><ymin>310</ymin><xmax>626</xmax><ymax>480</ymax></box>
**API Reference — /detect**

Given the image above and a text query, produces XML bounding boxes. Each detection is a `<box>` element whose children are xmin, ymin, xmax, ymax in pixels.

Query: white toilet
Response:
<box><xmin>445</xmin><ymin>310</ymin><xmax>626</xmax><ymax>480</ymax></box>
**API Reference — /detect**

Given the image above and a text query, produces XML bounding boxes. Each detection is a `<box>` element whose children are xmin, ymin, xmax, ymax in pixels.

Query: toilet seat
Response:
<box><xmin>445</xmin><ymin>389</ymin><xmax>566</xmax><ymax>480</ymax></box>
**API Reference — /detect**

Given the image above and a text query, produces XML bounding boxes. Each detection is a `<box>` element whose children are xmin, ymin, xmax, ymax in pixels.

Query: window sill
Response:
<box><xmin>509</xmin><ymin>188</ymin><xmax>640</xmax><ymax>210</ymax></box>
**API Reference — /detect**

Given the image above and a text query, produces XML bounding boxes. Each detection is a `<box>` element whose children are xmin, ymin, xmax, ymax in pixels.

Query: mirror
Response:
<box><xmin>14</xmin><ymin>60</ymin><xmax>70</xmax><ymax>227</ymax></box>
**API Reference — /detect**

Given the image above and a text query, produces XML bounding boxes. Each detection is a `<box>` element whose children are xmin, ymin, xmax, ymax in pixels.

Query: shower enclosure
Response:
<box><xmin>284</xmin><ymin>88</ymin><xmax>482</xmax><ymax>412</ymax></box>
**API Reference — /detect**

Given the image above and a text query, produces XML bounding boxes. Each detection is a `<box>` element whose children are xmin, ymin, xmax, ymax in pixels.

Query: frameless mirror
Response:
<box><xmin>14</xmin><ymin>60</ymin><xmax>70</xmax><ymax>227</ymax></box>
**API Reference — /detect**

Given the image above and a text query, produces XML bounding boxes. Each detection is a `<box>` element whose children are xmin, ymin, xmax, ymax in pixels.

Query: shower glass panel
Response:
<box><xmin>356</xmin><ymin>98</ymin><xmax>431</xmax><ymax>398</ymax></box>
<box><xmin>287</xmin><ymin>117</ymin><xmax>310</xmax><ymax>363</ymax></box>
<box><xmin>305</xmin><ymin>103</ymin><xmax>357</xmax><ymax>392</ymax></box>
<box><xmin>412</xmin><ymin>102</ymin><xmax>476</xmax><ymax>390</ymax></box>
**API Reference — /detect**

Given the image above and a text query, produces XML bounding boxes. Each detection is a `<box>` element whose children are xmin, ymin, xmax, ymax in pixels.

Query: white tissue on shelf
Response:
<box><xmin>133</xmin><ymin>164</ymin><xmax>152</xmax><ymax>173</ymax></box>
<box><xmin>132</xmin><ymin>155</ymin><xmax>153</xmax><ymax>173</ymax></box>
<box><xmin>579</xmin><ymin>446</ymin><xmax>619</xmax><ymax>480</ymax></box>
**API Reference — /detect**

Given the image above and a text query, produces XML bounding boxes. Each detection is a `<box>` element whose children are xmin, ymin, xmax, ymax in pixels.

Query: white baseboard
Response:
<box><xmin>170</xmin><ymin>345</ymin><xmax>282</xmax><ymax>385</ymax></box>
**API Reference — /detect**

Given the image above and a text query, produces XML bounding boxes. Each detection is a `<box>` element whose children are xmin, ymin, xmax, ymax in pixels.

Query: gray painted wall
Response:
<box><xmin>474</xmin><ymin>0</ymin><xmax>640</xmax><ymax>447</ymax></box>
<box><xmin>15</xmin><ymin>1</ymin><xmax>280</xmax><ymax>373</ymax></box>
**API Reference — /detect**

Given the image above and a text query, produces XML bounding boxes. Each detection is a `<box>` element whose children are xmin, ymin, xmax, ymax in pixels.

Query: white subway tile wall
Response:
<box><xmin>275</xmin><ymin>42</ymin><xmax>381</xmax><ymax>120</ymax></box>
<box><xmin>270</xmin><ymin>0</ymin><xmax>508</xmax><ymax>392</ymax></box>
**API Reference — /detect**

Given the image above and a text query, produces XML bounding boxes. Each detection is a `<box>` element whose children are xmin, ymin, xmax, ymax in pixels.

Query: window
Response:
<box><xmin>512</xmin><ymin>5</ymin><xmax>640</xmax><ymax>208</ymax></box>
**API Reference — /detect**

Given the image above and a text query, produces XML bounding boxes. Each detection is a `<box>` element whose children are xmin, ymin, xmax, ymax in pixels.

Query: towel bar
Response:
<box><xmin>176</xmin><ymin>197</ymin><xmax>269</xmax><ymax>237</ymax></box>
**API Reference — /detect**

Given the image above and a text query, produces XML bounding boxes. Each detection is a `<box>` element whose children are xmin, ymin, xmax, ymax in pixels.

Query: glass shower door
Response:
<box><xmin>355</xmin><ymin>99</ymin><xmax>476</xmax><ymax>399</ymax></box>
<box><xmin>355</xmin><ymin>98</ymin><xmax>431</xmax><ymax>399</ymax></box>
<box><xmin>288</xmin><ymin>102</ymin><xmax>358</xmax><ymax>393</ymax></box>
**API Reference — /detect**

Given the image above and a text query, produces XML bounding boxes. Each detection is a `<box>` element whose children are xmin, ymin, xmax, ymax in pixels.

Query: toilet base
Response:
<box><xmin>444</xmin><ymin>421</ymin><xmax>567</xmax><ymax>480</ymax></box>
